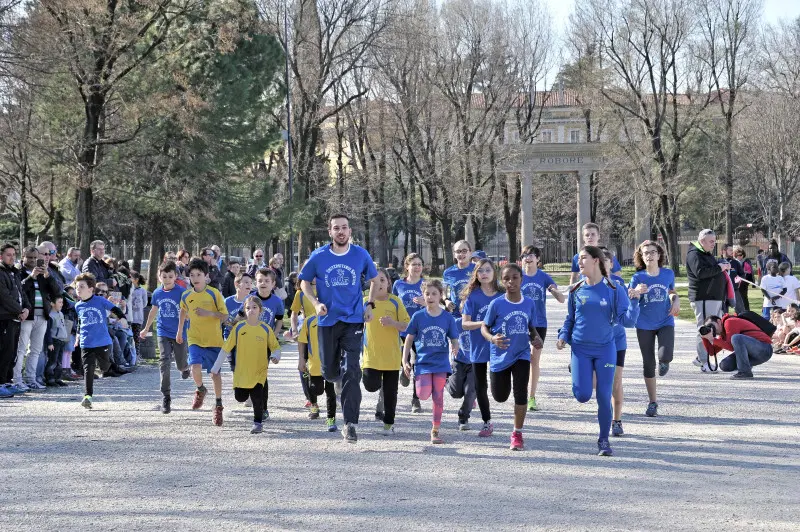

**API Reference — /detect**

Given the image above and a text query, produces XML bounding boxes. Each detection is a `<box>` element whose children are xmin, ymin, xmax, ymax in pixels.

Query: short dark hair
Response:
<box><xmin>50</xmin><ymin>294</ymin><xmax>63</xmax><ymax>304</ymax></box>
<box><xmin>1</xmin><ymin>243</ymin><xmax>15</xmax><ymax>254</ymax></box>
<box><xmin>201</xmin><ymin>247</ymin><xmax>215</xmax><ymax>259</ymax></box>
<box><xmin>329</xmin><ymin>214</ymin><xmax>350</xmax><ymax>227</ymax></box>
<box><xmin>75</xmin><ymin>272</ymin><xmax>97</xmax><ymax>289</ymax></box>
<box><xmin>159</xmin><ymin>260</ymin><xmax>177</xmax><ymax>274</ymax></box>
<box><xmin>187</xmin><ymin>257</ymin><xmax>208</xmax><ymax>275</ymax></box>
<box><xmin>256</xmin><ymin>268</ymin><xmax>276</xmax><ymax>282</ymax></box>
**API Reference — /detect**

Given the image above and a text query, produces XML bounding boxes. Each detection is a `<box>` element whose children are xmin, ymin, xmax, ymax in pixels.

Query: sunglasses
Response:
<box><xmin>97</xmin><ymin>291</ymin><xmax>109</xmax><ymax>295</ymax></box>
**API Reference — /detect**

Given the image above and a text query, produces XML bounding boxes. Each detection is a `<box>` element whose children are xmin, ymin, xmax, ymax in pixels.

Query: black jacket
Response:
<box><xmin>82</xmin><ymin>256</ymin><xmax>113</xmax><ymax>285</ymax></box>
<box><xmin>0</xmin><ymin>262</ymin><xmax>31</xmax><ymax>320</ymax></box>
<box><xmin>686</xmin><ymin>242</ymin><xmax>727</xmax><ymax>302</ymax></box>
<box><xmin>20</xmin><ymin>268</ymin><xmax>59</xmax><ymax>320</ymax></box>
<box><xmin>221</xmin><ymin>271</ymin><xmax>236</xmax><ymax>298</ymax></box>
<box><xmin>207</xmin><ymin>265</ymin><xmax>222</xmax><ymax>291</ymax></box>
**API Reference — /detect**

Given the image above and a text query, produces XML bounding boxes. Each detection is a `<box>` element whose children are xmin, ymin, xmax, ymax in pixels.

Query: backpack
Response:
<box><xmin>736</xmin><ymin>310</ymin><xmax>777</xmax><ymax>338</ymax></box>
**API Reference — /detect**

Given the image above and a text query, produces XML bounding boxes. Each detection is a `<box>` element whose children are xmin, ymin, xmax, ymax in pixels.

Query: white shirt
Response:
<box><xmin>760</xmin><ymin>275</ymin><xmax>786</xmax><ymax>308</ymax></box>
<box><xmin>778</xmin><ymin>275</ymin><xmax>800</xmax><ymax>309</ymax></box>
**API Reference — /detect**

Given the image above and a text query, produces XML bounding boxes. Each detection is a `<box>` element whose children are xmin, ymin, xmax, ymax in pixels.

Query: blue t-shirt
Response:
<box><xmin>461</xmin><ymin>288</ymin><xmax>502</xmax><ymax>363</ymax></box>
<box><xmin>253</xmin><ymin>292</ymin><xmax>285</xmax><ymax>330</ymax></box>
<box><xmin>443</xmin><ymin>263</ymin><xmax>475</xmax><ymax>317</ymax></box>
<box><xmin>572</xmin><ymin>253</ymin><xmax>621</xmax><ymax>274</ymax></box>
<box><xmin>150</xmin><ymin>286</ymin><xmax>184</xmax><ymax>340</ymax></box>
<box><xmin>224</xmin><ymin>295</ymin><xmax>247</xmax><ymax>338</ymax></box>
<box><xmin>558</xmin><ymin>280</ymin><xmax>630</xmax><ymax>350</ymax></box>
<box><xmin>483</xmin><ymin>295</ymin><xmax>536</xmax><ymax>372</ymax></box>
<box><xmin>406</xmin><ymin>309</ymin><xmax>458</xmax><ymax>376</ymax></box>
<box><xmin>521</xmin><ymin>270</ymin><xmax>556</xmax><ymax>327</ymax></box>
<box><xmin>630</xmin><ymin>268</ymin><xmax>675</xmax><ymax>330</ymax></box>
<box><xmin>299</xmin><ymin>244</ymin><xmax>377</xmax><ymax>327</ymax></box>
<box><xmin>454</xmin><ymin>318</ymin><xmax>471</xmax><ymax>364</ymax></box>
<box><xmin>392</xmin><ymin>278</ymin><xmax>423</xmax><ymax>337</ymax></box>
<box><xmin>75</xmin><ymin>295</ymin><xmax>114</xmax><ymax>349</ymax></box>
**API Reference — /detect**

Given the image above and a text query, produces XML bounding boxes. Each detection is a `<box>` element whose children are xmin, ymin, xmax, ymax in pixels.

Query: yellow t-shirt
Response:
<box><xmin>297</xmin><ymin>315</ymin><xmax>321</xmax><ymax>377</ymax></box>
<box><xmin>223</xmin><ymin>321</ymin><xmax>280</xmax><ymax>389</ymax></box>
<box><xmin>362</xmin><ymin>295</ymin><xmax>410</xmax><ymax>371</ymax></box>
<box><xmin>290</xmin><ymin>288</ymin><xmax>317</xmax><ymax>317</ymax></box>
<box><xmin>180</xmin><ymin>286</ymin><xmax>227</xmax><ymax>347</ymax></box>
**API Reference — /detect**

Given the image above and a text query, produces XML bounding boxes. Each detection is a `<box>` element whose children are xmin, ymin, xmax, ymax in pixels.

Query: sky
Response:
<box><xmin>544</xmin><ymin>0</ymin><xmax>800</xmax><ymax>38</ymax></box>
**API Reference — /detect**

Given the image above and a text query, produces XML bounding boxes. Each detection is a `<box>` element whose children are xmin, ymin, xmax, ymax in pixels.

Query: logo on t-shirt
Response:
<box><xmin>401</xmin><ymin>290</ymin><xmax>421</xmax><ymax>308</ymax></box>
<box><xmin>159</xmin><ymin>299</ymin><xmax>179</xmax><ymax>319</ymax></box>
<box><xmin>504</xmin><ymin>314</ymin><xmax>528</xmax><ymax>336</ymax></box>
<box><xmin>260</xmin><ymin>307</ymin><xmax>275</xmax><ymax>326</ymax></box>
<box><xmin>79</xmin><ymin>308</ymin><xmax>105</xmax><ymax>326</ymax></box>
<box><xmin>325</xmin><ymin>264</ymin><xmax>357</xmax><ymax>288</ymax></box>
<box><xmin>459</xmin><ymin>330</ymin><xmax>471</xmax><ymax>352</ymax></box>
<box><xmin>522</xmin><ymin>282</ymin><xmax>544</xmax><ymax>301</ymax></box>
<box><xmin>421</xmin><ymin>326</ymin><xmax>446</xmax><ymax>347</ymax></box>
<box><xmin>643</xmin><ymin>284</ymin><xmax>667</xmax><ymax>304</ymax></box>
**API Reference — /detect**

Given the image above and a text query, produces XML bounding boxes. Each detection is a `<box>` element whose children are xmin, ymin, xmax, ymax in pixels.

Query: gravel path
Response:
<box><xmin>1</xmin><ymin>300</ymin><xmax>799</xmax><ymax>531</ymax></box>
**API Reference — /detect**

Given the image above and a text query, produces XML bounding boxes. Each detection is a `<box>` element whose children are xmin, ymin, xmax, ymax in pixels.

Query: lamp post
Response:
<box><xmin>283</xmin><ymin>0</ymin><xmax>295</xmax><ymax>271</ymax></box>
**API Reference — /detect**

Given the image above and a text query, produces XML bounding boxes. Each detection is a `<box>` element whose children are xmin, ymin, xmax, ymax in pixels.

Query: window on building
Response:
<box><xmin>569</xmin><ymin>130</ymin><xmax>581</xmax><ymax>143</ymax></box>
<box><xmin>540</xmin><ymin>130</ymin><xmax>553</xmax><ymax>143</ymax></box>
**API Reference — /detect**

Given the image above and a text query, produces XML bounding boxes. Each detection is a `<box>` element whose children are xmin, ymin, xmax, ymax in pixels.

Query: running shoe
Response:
<box><xmin>730</xmin><ymin>371</ymin><xmax>754</xmax><ymax>380</ymax></box>
<box><xmin>342</xmin><ymin>422</ymin><xmax>357</xmax><ymax>443</ymax></box>
<box><xmin>611</xmin><ymin>420</ymin><xmax>624</xmax><ymax>437</ymax></box>
<box><xmin>597</xmin><ymin>439</ymin><xmax>613</xmax><ymax>457</ymax></box>
<box><xmin>55</xmin><ymin>380</ymin><xmax>67</xmax><ymax>387</ymax></box>
<box><xmin>459</xmin><ymin>422</ymin><xmax>471</xmax><ymax>431</ymax></box>
<box><xmin>700</xmin><ymin>363</ymin><xmax>714</xmax><ymax>373</ymax></box>
<box><xmin>161</xmin><ymin>396</ymin><xmax>171</xmax><ymax>414</ymax></box>
<box><xmin>645</xmin><ymin>401</ymin><xmax>658</xmax><ymax>417</ymax></box>
<box><xmin>192</xmin><ymin>385</ymin><xmax>207</xmax><ymax>410</ymax></box>
<box><xmin>326</xmin><ymin>418</ymin><xmax>338</xmax><ymax>432</ymax></box>
<box><xmin>251</xmin><ymin>422</ymin><xmax>263</xmax><ymax>434</ymax></box>
<box><xmin>510</xmin><ymin>431</ymin><xmax>524</xmax><ymax>451</ymax></box>
<box><xmin>263</xmin><ymin>409</ymin><xmax>270</xmax><ymax>420</ymax></box>
<box><xmin>692</xmin><ymin>356</ymin><xmax>704</xmax><ymax>367</ymax></box>
<box><xmin>382</xmin><ymin>424</ymin><xmax>394</xmax><ymax>436</ymax></box>
<box><xmin>411</xmin><ymin>398</ymin><xmax>422</xmax><ymax>413</ymax></box>
<box><xmin>7</xmin><ymin>383</ymin><xmax>26</xmax><ymax>394</ymax></box>
<box><xmin>658</xmin><ymin>362</ymin><xmax>670</xmax><ymax>377</ymax></box>
<box><xmin>213</xmin><ymin>405</ymin><xmax>224</xmax><ymax>426</ymax></box>
<box><xmin>478</xmin><ymin>422</ymin><xmax>494</xmax><ymax>437</ymax></box>
<box><xmin>26</xmin><ymin>381</ymin><xmax>45</xmax><ymax>391</ymax></box>
<box><xmin>527</xmin><ymin>396</ymin><xmax>538</xmax><ymax>411</ymax></box>
<box><xmin>181</xmin><ymin>369</ymin><xmax>191</xmax><ymax>380</ymax></box>
<box><xmin>81</xmin><ymin>395</ymin><xmax>93</xmax><ymax>409</ymax></box>
<box><xmin>308</xmin><ymin>404</ymin><xmax>320</xmax><ymax>419</ymax></box>
<box><xmin>0</xmin><ymin>386</ymin><xmax>14</xmax><ymax>398</ymax></box>
<box><xmin>430</xmin><ymin>428</ymin><xmax>444</xmax><ymax>444</ymax></box>
<box><xmin>304</xmin><ymin>400</ymin><xmax>312</xmax><ymax>409</ymax></box>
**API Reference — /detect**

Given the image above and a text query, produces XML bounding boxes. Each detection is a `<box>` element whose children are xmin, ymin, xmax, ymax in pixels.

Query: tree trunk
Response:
<box><xmin>440</xmin><ymin>218</ymin><xmax>454</xmax><ymax>269</ymax></box>
<box><xmin>148</xmin><ymin>222</ymin><xmax>165</xmax><ymax>290</ymax></box>
<box><xmin>501</xmin><ymin>175</ymin><xmax>521</xmax><ymax>263</ymax></box>
<box><xmin>19</xmin><ymin>180</ymin><xmax>28</xmax><ymax>248</ymax></box>
<box><xmin>362</xmin><ymin>188</ymin><xmax>371</xmax><ymax>255</ymax></box>
<box><xmin>409</xmin><ymin>184</ymin><xmax>417</xmax><ymax>253</ymax></box>
<box><xmin>53</xmin><ymin>209</ymin><xmax>63</xmax><ymax>250</ymax></box>
<box><xmin>132</xmin><ymin>223</ymin><xmax>145</xmax><ymax>272</ymax></box>
<box><xmin>724</xmin><ymin>122</ymin><xmax>734</xmax><ymax>245</ymax></box>
<box><xmin>75</xmin><ymin>185</ymin><xmax>93</xmax><ymax>257</ymax></box>
<box><xmin>429</xmin><ymin>226</ymin><xmax>442</xmax><ymax>277</ymax></box>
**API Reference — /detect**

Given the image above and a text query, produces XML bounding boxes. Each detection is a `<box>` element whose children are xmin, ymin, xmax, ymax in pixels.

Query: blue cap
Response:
<box><xmin>471</xmin><ymin>250</ymin><xmax>487</xmax><ymax>259</ymax></box>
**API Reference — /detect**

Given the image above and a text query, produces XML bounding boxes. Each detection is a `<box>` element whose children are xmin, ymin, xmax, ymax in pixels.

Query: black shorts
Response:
<box><xmin>535</xmin><ymin>327</ymin><xmax>547</xmax><ymax>342</ymax></box>
<box><xmin>616</xmin><ymin>349</ymin><xmax>626</xmax><ymax>368</ymax></box>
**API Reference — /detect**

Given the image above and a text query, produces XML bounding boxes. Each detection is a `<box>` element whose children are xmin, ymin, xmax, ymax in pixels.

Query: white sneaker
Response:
<box><xmin>459</xmin><ymin>422</ymin><xmax>471</xmax><ymax>431</ymax></box>
<box><xmin>26</xmin><ymin>381</ymin><xmax>45</xmax><ymax>390</ymax></box>
<box><xmin>692</xmin><ymin>357</ymin><xmax>704</xmax><ymax>367</ymax></box>
<box><xmin>14</xmin><ymin>382</ymin><xmax>30</xmax><ymax>392</ymax></box>
<box><xmin>700</xmin><ymin>363</ymin><xmax>713</xmax><ymax>373</ymax></box>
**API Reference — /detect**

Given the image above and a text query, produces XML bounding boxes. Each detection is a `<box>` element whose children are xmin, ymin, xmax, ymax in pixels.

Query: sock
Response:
<box><xmin>215</xmin><ymin>398</ymin><xmax>222</xmax><ymax>407</ymax></box>
<box><xmin>514</xmin><ymin>427</ymin><xmax>523</xmax><ymax>433</ymax></box>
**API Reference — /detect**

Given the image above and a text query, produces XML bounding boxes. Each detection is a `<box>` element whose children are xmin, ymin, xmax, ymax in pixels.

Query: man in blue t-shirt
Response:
<box><xmin>299</xmin><ymin>214</ymin><xmax>378</xmax><ymax>443</ymax></box>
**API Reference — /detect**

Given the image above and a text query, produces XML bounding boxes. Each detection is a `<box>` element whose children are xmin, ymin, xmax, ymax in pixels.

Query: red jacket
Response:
<box><xmin>702</xmin><ymin>315</ymin><xmax>771</xmax><ymax>354</ymax></box>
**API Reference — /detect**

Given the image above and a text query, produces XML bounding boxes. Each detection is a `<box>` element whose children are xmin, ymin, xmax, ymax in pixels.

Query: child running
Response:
<box><xmin>403</xmin><ymin>279</ymin><xmax>459</xmax><ymax>444</ymax></box>
<box><xmin>520</xmin><ymin>245</ymin><xmax>565</xmax><ymax>412</ymax></box>
<box><xmin>629</xmin><ymin>241</ymin><xmax>678</xmax><ymax>421</ymax></box>
<box><xmin>460</xmin><ymin>258</ymin><xmax>503</xmax><ymax>437</ymax></box>
<box><xmin>362</xmin><ymin>268</ymin><xmax>410</xmax><ymax>435</ymax></box>
<box><xmin>445</xmin><ymin>317</ymin><xmax>476</xmax><ymax>430</ymax></box>
<box><xmin>74</xmin><ymin>273</ymin><xmax>129</xmax><ymax>409</ymax></box>
<box><xmin>223</xmin><ymin>272</ymin><xmax>253</xmax><ymax>371</ymax></box>
<box><xmin>481</xmin><ymin>264</ymin><xmax>543</xmax><ymax>451</ymax></box>
<box><xmin>392</xmin><ymin>253</ymin><xmax>425</xmax><ymax>413</ymax></box>
<box><xmin>557</xmin><ymin>246</ymin><xmax>630</xmax><ymax>456</ymax></box>
<box><xmin>253</xmin><ymin>268</ymin><xmax>285</xmax><ymax>418</ymax></box>
<box><xmin>287</xmin><ymin>263</ymin><xmax>315</xmax><ymax>409</ymax></box>
<box><xmin>176</xmin><ymin>258</ymin><xmax>229</xmax><ymax>426</ymax></box>
<box><xmin>298</xmin><ymin>314</ymin><xmax>338</xmax><ymax>431</ymax></box>
<box><xmin>212</xmin><ymin>296</ymin><xmax>280</xmax><ymax>434</ymax></box>
<box><xmin>140</xmin><ymin>261</ymin><xmax>190</xmax><ymax>414</ymax></box>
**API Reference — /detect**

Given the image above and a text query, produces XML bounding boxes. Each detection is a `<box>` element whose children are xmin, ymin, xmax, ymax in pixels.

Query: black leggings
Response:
<box><xmin>472</xmin><ymin>362</ymin><xmax>491</xmax><ymax>423</ymax></box>
<box><xmin>636</xmin><ymin>326</ymin><xmax>675</xmax><ymax>379</ymax></box>
<box><xmin>82</xmin><ymin>345</ymin><xmax>112</xmax><ymax>397</ymax></box>
<box><xmin>362</xmin><ymin>368</ymin><xmax>399</xmax><ymax>425</ymax></box>
<box><xmin>234</xmin><ymin>383</ymin><xmax>264</xmax><ymax>423</ymax></box>
<box><xmin>308</xmin><ymin>375</ymin><xmax>337</xmax><ymax>419</ymax></box>
<box><xmin>490</xmin><ymin>358</ymin><xmax>530</xmax><ymax>405</ymax></box>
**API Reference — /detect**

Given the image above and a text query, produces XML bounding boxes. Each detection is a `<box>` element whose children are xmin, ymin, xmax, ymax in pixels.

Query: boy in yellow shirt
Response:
<box><xmin>177</xmin><ymin>258</ymin><xmax>229</xmax><ymax>426</ymax></box>
<box><xmin>297</xmin><ymin>315</ymin><xmax>338</xmax><ymax>432</ymax></box>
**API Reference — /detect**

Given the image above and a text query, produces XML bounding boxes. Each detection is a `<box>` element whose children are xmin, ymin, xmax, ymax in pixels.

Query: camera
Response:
<box><xmin>698</xmin><ymin>325</ymin><xmax>714</xmax><ymax>336</ymax></box>
<box><xmin>36</xmin><ymin>258</ymin><xmax>45</xmax><ymax>268</ymax></box>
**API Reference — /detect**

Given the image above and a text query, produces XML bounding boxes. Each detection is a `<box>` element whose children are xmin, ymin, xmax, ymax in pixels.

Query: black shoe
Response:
<box><xmin>102</xmin><ymin>369</ymin><xmax>121</xmax><ymax>378</ymax></box>
<box><xmin>730</xmin><ymin>371</ymin><xmax>754</xmax><ymax>379</ymax></box>
<box><xmin>45</xmin><ymin>380</ymin><xmax>58</xmax><ymax>387</ymax></box>
<box><xmin>116</xmin><ymin>366</ymin><xmax>131</xmax><ymax>375</ymax></box>
<box><xmin>161</xmin><ymin>396</ymin><xmax>171</xmax><ymax>414</ymax></box>
<box><xmin>181</xmin><ymin>369</ymin><xmax>191</xmax><ymax>380</ymax></box>
<box><xmin>375</xmin><ymin>410</ymin><xmax>384</xmax><ymax>421</ymax></box>
<box><xmin>55</xmin><ymin>380</ymin><xmax>67</xmax><ymax>387</ymax></box>
<box><xmin>658</xmin><ymin>362</ymin><xmax>670</xmax><ymax>377</ymax></box>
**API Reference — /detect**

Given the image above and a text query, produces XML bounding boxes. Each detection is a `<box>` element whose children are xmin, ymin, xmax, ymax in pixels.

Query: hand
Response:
<box><xmin>720</xmin><ymin>262</ymin><xmax>731</xmax><ymax>271</ymax></box>
<box><xmin>379</xmin><ymin>316</ymin><xmax>393</xmax><ymax>327</ymax></box>
<box><xmin>18</xmin><ymin>309</ymin><xmax>29</xmax><ymax>321</ymax></box>
<box><xmin>315</xmin><ymin>302</ymin><xmax>328</xmax><ymax>316</ymax></box>
<box><xmin>42</xmin><ymin>266</ymin><xmax>50</xmax><ymax>277</ymax></box>
<box><xmin>31</xmin><ymin>266</ymin><xmax>44</xmax><ymax>278</ymax></box>
<box><xmin>403</xmin><ymin>361</ymin><xmax>413</xmax><ymax>378</ymax></box>
<box><xmin>628</xmin><ymin>288</ymin><xmax>640</xmax><ymax>299</ymax></box>
<box><xmin>635</xmin><ymin>283</ymin><xmax>648</xmax><ymax>295</ymax></box>
<box><xmin>670</xmin><ymin>299</ymin><xmax>680</xmax><ymax>317</ymax></box>
<box><xmin>48</xmin><ymin>344</ymin><xmax>54</xmax><ymax>351</ymax></box>
<box><xmin>194</xmin><ymin>308</ymin><xmax>215</xmax><ymax>317</ymax></box>
<box><xmin>445</xmin><ymin>300</ymin><xmax>456</xmax><ymax>312</ymax></box>
<box><xmin>364</xmin><ymin>306</ymin><xmax>373</xmax><ymax>323</ymax></box>
<box><xmin>139</xmin><ymin>329</ymin><xmax>149</xmax><ymax>340</ymax></box>
<box><xmin>491</xmin><ymin>333</ymin><xmax>510</xmax><ymax>349</ymax></box>
<box><xmin>176</xmin><ymin>330</ymin><xmax>183</xmax><ymax>344</ymax></box>
<box><xmin>270</xmin><ymin>357</ymin><xmax>279</xmax><ymax>364</ymax></box>
<box><xmin>556</xmin><ymin>339</ymin><xmax>566</xmax><ymax>350</ymax></box>
<box><xmin>450</xmin><ymin>343</ymin><xmax>459</xmax><ymax>358</ymax></box>
<box><xmin>283</xmin><ymin>330</ymin><xmax>297</xmax><ymax>339</ymax></box>
<box><xmin>531</xmin><ymin>336</ymin><xmax>543</xmax><ymax>350</ymax></box>
<box><xmin>298</xmin><ymin>359</ymin><xmax>306</xmax><ymax>373</ymax></box>
<box><xmin>701</xmin><ymin>332</ymin><xmax>714</xmax><ymax>342</ymax></box>
<box><xmin>412</xmin><ymin>296</ymin><xmax>425</xmax><ymax>306</ymax></box>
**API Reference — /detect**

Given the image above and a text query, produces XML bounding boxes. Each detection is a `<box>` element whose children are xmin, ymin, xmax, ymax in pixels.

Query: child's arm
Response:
<box><xmin>402</xmin><ymin>334</ymin><xmax>415</xmax><ymax>377</ymax></box>
<box><xmin>449</xmin><ymin>337</ymin><xmax>459</xmax><ymax>359</ymax></box>
<box><xmin>176</xmin><ymin>309</ymin><xmax>187</xmax><ymax>344</ymax></box>
<box><xmin>140</xmin><ymin>306</ymin><xmax>158</xmax><ymax>340</ymax></box>
<box><xmin>297</xmin><ymin>342</ymin><xmax>308</xmax><ymax>373</ymax></box>
<box><xmin>461</xmin><ymin>314</ymin><xmax>483</xmax><ymax>330</ymax></box>
<box><xmin>288</xmin><ymin>311</ymin><xmax>300</xmax><ymax>337</ymax></box>
<box><xmin>273</xmin><ymin>313</ymin><xmax>283</xmax><ymax>335</ymax></box>
<box><xmin>548</xmin><ymin>284</ymin><xmax>566</xmax><ymax>303</ymax></box>
<box><xmin>193</xmin><ymin>307</ymin><xmax>227</xmax><ymax>321</ymax></box>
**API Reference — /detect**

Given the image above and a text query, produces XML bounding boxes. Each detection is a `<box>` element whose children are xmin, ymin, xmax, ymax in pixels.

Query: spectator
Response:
<box><xmin>59</xmin><ymin>247</ymin><xmax>82</xmax><ymax>286</ymax></box>
<box><xmin>175</xmin><ymin>249</ymin><xmax>190</xmax><ymax>288</ymax></box>
<box><xmin>221</xmin><ymin>259</ymin><xmax>240</xmax><ymax>298</ymax></box>
<box><xmin>16</xmin><ymin>246</ymin><xmax>59</xmax><ymax>389</ymax></box>
<box><xmin>273</xmin><ymin>252</ymin><xmax>286</xmax><ymax>281</ymax></box>
<box><xmin>759</xmin><ymin>260</ymin><xmax>785</xmax><ymax>318</ymax></box>
<box><xmin>686</xmin><ymin>229</ymin><xmax>731</xmax><ymax>372</ymax></box>
<box><xmin>0</xmin><ymin>243</ymin><xmax>31</xmax><ymax>396</ymax></box>
<box><xmin>719</xmin><ymin>243</ymin><xmax>745</xmax><ymax>314</ymax></box>
<box><xmin>246</xmin><ymin>249</ymin><xmax>267</xmax><ymax>277</ymax></box>
<box><xmin>733</xmin><ymin>246</ymin><xmax>755</xmax><ymax>311</ymax></box>
<box><xmin>201</xmin><ymin>247</ymin><xmax>222</xmax><ymax>290</ymax></box>
<box><xmin>758</xmin><ymin>240</ymin><xmax>791</xmax><ymax>282</ymax></box>
<box><xmin>701</xmin><ymin>314</ymin><xmax>773</xmax><ymax>379</ymax></box>
<box><xmin>82</xmin><ymin>240</ymin><xmax>115</xmax><ymax>287</ymax></box>
<box><xmin>44</xmin><ymin>294</ymin><xmax>68</xmax><ymax>386</ymax></box>
<box><xmin>128</xmin><ymin>271</ymin><xmax>147</xmax><ymax>357</ymax></box>
<box><xmin>269</xmin><ymin>256</ymin><xmax>287</xmax><ymax>300</ymax></box>
<box><xmin>38</xmin><ymin>242</ymin><xmax>66</xmax><ymax>292</ymax></box>
<box><xmin>211</xmin><ymin>244</ymin><xmax>223</xmax><ymax>271</ymax></box>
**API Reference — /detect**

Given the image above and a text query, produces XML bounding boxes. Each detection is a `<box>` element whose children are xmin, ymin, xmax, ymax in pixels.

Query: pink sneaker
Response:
<box><xmin>478</xmin><ymin>422</ymin><xmax>493</xmax><ymax>437</ymax></box>
<box><xmin>510</xmin><ymin>431</ymin><xmax>524</xmax><ymax>451</ymax></box>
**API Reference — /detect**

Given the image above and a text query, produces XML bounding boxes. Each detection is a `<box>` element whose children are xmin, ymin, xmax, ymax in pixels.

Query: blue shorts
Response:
<box><xmin>188</xmin><ymin>345</ymin><xmax>220</xmax><ymax>373</ymax></box>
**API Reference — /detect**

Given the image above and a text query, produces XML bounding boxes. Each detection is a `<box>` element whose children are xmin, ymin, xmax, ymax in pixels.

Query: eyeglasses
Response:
<box><xmin>642</xmin><ymin>250</ymin><xmax>659</xmax><ymax>257</ymax></box>
<box><xmin>454</xmin><ymin>249</ymin><xmax>470</xmax><ymax>254</ymax></box>
<box><xmin>255</xmin><ymin>255</ymin><xmax>263</xmax><ymax>258</ymax></box>
<box><xmin>48</xmin><ymin>250</ymin><xmax>56</xmax><ymax>255</ymax></box>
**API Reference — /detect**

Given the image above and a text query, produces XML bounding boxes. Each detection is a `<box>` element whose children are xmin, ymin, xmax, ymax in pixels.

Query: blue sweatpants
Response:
<box><xmin>571</xmin><ymin>343</ymin><xmax>616</xmax><ymax>441</ymax></box>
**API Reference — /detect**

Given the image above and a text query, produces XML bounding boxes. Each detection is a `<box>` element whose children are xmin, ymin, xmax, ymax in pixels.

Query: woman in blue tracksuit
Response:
<box><xmin>557</xmin><ymin>246</ymin><xmax>630</xmax><ymax>456</ymax></box>
<box><xmin>603</xmin><ymin>249</ymin><xmax>641</xmax><ymax>438</ymax></box>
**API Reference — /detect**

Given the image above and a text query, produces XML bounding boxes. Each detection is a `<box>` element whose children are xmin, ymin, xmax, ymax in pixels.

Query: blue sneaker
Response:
<box><xmin>0</xmin><ymin>385</ymin><xmax>14</xmax><ymax>398</ymax></box>
<box><xmin>597</xmin><ymin>439</ymin><xmax>614</xmax><ymax>457</ymax></box>
<box><xmin>8</xmin><ymin>383</ymin><xmax>27</xmax><ymax>394</ymax></box>
<box><xmin>326</xmin><ymin>418</ymin><xmax>338</xmax><ymax>432</ymax></box>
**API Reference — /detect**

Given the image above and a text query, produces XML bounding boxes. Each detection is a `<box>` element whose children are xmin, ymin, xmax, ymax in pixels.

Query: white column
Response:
<box><xmin>577</xmin><ymin>170</ymin><xmax>591</xmax><ymax>246</ymax></box>
<box><xmin>520</xmin><ymin>172</ymin><xmax>533</xmax><ymax>247</ymax></box>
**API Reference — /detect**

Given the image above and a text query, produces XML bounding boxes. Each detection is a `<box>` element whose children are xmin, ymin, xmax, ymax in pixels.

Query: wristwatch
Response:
<box><xmin>366</xmin><ymin>301</ymin><xmax>376</xmax><ymax>309</ymax></box>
